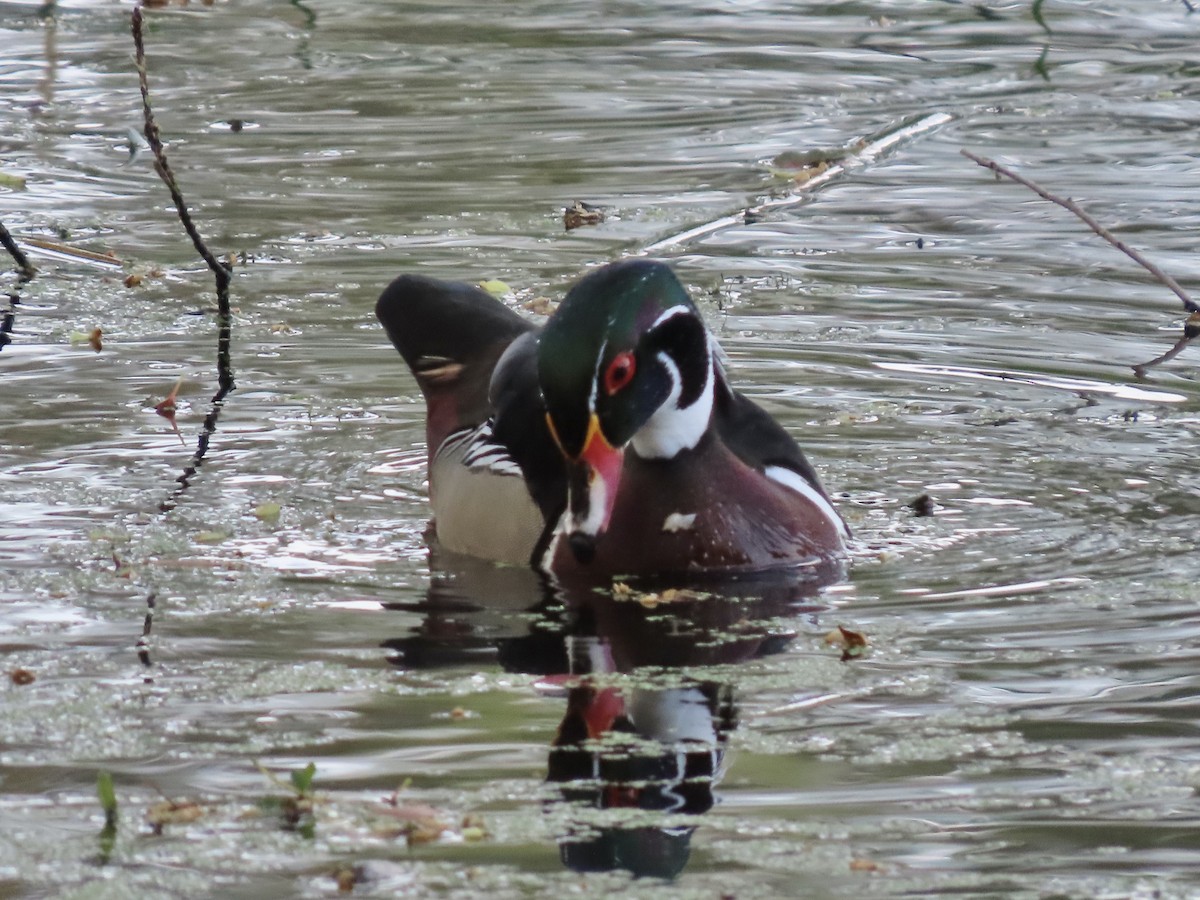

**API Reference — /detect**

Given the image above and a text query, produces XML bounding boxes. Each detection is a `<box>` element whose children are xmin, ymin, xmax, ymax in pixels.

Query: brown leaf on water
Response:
<box><xmin>145</xmin><ymin>799</ymin><xmax>205</xmax><ymax>834</ymax></box>
<box><xmin>520</xmin><ymin>295</ymin><xmax>557</xmax><ymax>316</ymax></box>
<box><xmin>155</xmin><ymin>376</ymin><xmax>186</xmax><ymax>445</ymax></box>
<box><xmin>112</xmin><ymin>550</ymin><xmax>132</xmax><ymax>579</ymax></box>
<box><xmin>825</xmin><ymin>625</ymin><xmax>869</xmax><ymax>661</ymax></box>
<box><xmin>563</xmin><ymin>200</ymin><xmax>605</xmax><ymax>231</ymax></box>
<box><xmin>9</xmin><ymin>668</ymin><xmax>35</xmax><ymax>686</ymax></box>
<box><xmin>88</xmin><ymin>327</ymin><xmax>103</xmax><ymax>352</ymax></box>
<box><xmin>405</xmin><ymin>819</ymin><xmax>446</xmax><ymax>845</ymax></box>
<box><xmin>849</xmin><ymin>857</ymin><xmax>881</xmax><ymax>872</ymax></box>
<box><xmin>611</xmin><ymin>581</ymin><xmax>633</xmax><ymax>598</ymax></box>
<box><xmin>333</xmin><ymin>865</ymin><xmax>359</xmax><ymax>893</ymax></box>
<box><xmin>124</xmin><ymin>273</ymin><xmax>143</xmax><ymax>288</ymax></box>
<box><xmin>768</xmin><ymin>149</ymin><xmax>845</xmax><ymax>184</ymax></box>
<box><xmin>375</xmin><ymin>802</ymin><xmax>450</xmax><ymax>844</ymax></box>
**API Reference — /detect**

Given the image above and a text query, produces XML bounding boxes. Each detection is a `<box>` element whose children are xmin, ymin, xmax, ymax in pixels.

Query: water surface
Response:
<box><xmin>2</xmin><ymin>1</ymin><xmax>1199</xmax><ymax>897</ymax></box>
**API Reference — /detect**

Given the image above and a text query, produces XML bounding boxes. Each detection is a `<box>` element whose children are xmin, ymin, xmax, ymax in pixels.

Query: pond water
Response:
<box><xmin>2</xmin><ymin>0</ymin><xmax>1199</xmax><ymax>896</ymax></box>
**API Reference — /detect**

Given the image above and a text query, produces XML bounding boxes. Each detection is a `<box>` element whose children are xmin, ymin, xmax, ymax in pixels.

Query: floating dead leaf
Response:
<box><xmin>333</xmin><ymin>865</ymin><xmax>359</xmax><ymax>893</ymax></box>
<box><xmin>112</xmin><ymin>550</ymin><xmax>132</xmax><ymax>579</ymax></box>
<box><xmin>9</xmin><ymin>668</ymin><xmax>35</xmax><ymax>686</ymax></box>
<box><xmin>88</xmin><ymin>327</ymin><xmax>103</xmax><ymax>352</ymax></box>
<box><xmin>277</xmin><ymin>795</ymin><xmax>315</xmax><ymax>830</ymax></box>
<box><xmin>849</xmin><ymin>857</ymin><xmax>881</xmax><ymax>872</ymax></box>
<box><xmin>124</xmin><ymin>273</ymin><xmax>143</xmax><ymax>288</ymax></box>
<box><xmin>520</xmin><ymin>295</ymin><xmax>557</xmax><ymax>316</ymax></box>
<box><xmin>155</xmin><ymin>376</ymin><xmax>185</xmax><ymax>445</ymax></box>
<box><xmin>406</xmin><ymin>819</ymin><xmax>446</xmax><ymax>845</ymax></box>
<box><xmin>636</xmin><ymin>586</ymin><xmax>706</xmax><ymax>608</ymax></box>
<box><xmin>377</xmin><ymin>802</ymin><xmax>450</xmax><ymax>844</ymax></box>
<box><xmin>825</xmin><ymin>625</ymin><xmax>869</xmax><ymax>661</ymax></box>
<box><xmin>194</xmin><ymin>529</ymin><xmax>230</xmax><ymax>545</ymax></box>
<box><xmin>563</xmin><ymin>200</ymin><xmax>605</xmax><ymax>231</ymax></box>
<box><xmin>449</xmin><ymin>706</ymin><xmax>468</xmax><ymax>720</ymax></box>
<box><xmin>145</xmin><ymin>799</ymin><xmax>204</xmax><ymax>834</ymax></box>
<box><xmin>611</xmin><ymin>581</ymin><xmax>633</xmax><ymax>598</ymax></box>
<box><xmin>769</xmin><ymin>149</ymin><xmax>842</xmax><ymax>180</ymax></box>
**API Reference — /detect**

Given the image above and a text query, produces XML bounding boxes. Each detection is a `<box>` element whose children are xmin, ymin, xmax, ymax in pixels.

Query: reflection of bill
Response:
<box><xmin>380</xmin><ymin>544</ymin><xmax>837</xmax><ymax>880</ymax></box>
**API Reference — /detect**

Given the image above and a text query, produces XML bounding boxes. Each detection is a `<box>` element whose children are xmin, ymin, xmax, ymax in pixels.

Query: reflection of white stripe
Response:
<box><xmin>764</xmin><ymin>465</ymin><xmax>849</xmax><ymax>539</ymax></box>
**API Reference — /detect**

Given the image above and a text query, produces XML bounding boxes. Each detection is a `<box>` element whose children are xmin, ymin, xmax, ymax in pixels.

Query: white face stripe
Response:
<box><xmin>567</xmin><ymin>469</ymin><xmax>609</xmax><ymax>537</ymax></box>
<box><xmin>763</xmin><ymin>465</ymin><xmax>850</xmax><ymax>540</ymax></box>
<box><xmin>630</xmin><ymin>351</ymin><xmax>713</xmax><ymax>459</ymax></box>
<box><xmin>649</xmin><ymin>304</ymin><xmax>692</xmax><ymax>330</ymax></box>
<box><xmin>587</xmin><ymin>337</ymin><xmax>608</xmax><ymax>412</ymax></box>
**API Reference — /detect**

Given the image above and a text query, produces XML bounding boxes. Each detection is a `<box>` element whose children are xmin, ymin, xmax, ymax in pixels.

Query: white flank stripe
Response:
<box><xmin>764</xmin><ymin>465</ymin><xmax>849</xmax><ymax>539</ymax></box>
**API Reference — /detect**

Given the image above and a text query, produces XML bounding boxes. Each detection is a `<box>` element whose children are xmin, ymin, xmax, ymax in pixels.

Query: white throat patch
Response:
<box><xmin>630</xmin><ymin>346</ymin><xmax>714</xmax><ymax>459</ymax></box>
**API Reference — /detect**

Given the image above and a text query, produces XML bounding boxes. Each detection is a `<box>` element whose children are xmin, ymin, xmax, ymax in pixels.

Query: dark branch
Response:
<box><xmin>132</xmin><ymin>3</ymin><xmax>237</xmax><ymax>506</ymax></box>
<box><xmin>961</xmin><ymin>149</ymin><xmax>1198</xmax><ymax>376</ymax></box>
<box><xmin>961</xmin><ymin>149</ymin><xmax>1198</xmax><ymax>314</ymax></box>
<box><xmin>0</xmin><ymin>219</ymin><xmax>36</xmax><ymax>281</ymax></box>
<box><xmin>132</xmin><ymin>7</ymin><xmax>231</xmax><ymax>303</ymax></box>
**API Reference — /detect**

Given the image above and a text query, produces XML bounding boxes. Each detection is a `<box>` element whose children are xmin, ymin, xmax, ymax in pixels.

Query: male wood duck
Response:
<box><xmin>376</xmin><ymin>259</ymin><xmax>847</xmax><ymax>579</ymax></box>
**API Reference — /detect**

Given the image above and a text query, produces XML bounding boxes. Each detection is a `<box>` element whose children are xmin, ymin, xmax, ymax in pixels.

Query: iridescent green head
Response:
<box><xmin>537</xmin><ymin>259</ymin><xmax>714</xmax><ymax>562</ymax></box>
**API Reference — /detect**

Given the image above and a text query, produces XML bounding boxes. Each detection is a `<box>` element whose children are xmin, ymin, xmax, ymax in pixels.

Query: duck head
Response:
<box><xmin>538</xmin><ymin>260</ymin><xmax>716</xmax><ymax>563</ymax></box>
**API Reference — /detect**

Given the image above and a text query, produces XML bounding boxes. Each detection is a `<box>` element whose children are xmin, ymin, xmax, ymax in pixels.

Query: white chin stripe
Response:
<box><xmin>764</xmin><ymin>465</ymin><xmax>849</xmax><ymax>539</ymax></box>
<box><xmin>566</xmin><ymin>474</ymin><xmax>609</xmax><ymax>537</ymax></box>
<box><xmin>630</xmin><ymin>354</ymin><xmax>713</xmax><ymax>459</ymax></box>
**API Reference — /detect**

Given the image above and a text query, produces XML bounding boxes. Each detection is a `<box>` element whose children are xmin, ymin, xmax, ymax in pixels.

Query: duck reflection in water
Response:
<box><xmin>381</xmin><ymin>546</ymin><xmax>839</xmax><ymax>880</ymax></box>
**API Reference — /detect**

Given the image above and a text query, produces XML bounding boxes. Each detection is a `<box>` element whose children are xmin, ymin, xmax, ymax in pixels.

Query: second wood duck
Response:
<box><xmin>376</xmin><ymin>259</ymin><xmax>848</xmax><ymax>579</ymax></box>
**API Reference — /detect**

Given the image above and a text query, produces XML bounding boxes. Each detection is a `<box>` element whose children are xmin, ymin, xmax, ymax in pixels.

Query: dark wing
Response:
<box><xmin>376</xmin><ymin>274</ymin><xmax>535</xmax><ymax>453</ymax></box>
<box><xmin>489</xmin><ymin>331</ymin><xmax>567</xmax><ymax>556</ymax></box>
<box><xmin>712</xmin><ymin>372</ymin><xmax>830</xmax><ymax>498</ymax></box>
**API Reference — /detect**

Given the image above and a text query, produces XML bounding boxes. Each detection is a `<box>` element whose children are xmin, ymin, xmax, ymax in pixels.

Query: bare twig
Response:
<box><xmin>131</xmin><ymin>7</ymin><xmax>231</xmax><ymax>303</ymax></box>
<box><xmin>132</xmin><ymin>4</ymin><xmax>236</xmax><ymax>506</ymax></box>
<box><xmin>641</xmin><ymin>112</ymin><xmax>953</xmax><ymax>255</ymax></box>
<box><xmin>132</xmin><ymin>4</ymin><xmax>234</xmax><ymax>398</ymax></box>
<box><xmin>0</xmin><ymin>219</ymin><xmax>36</xmax><ymax>281</ymax></box>
<box><xmin>1132</xmin><ymin>327</ymin><xmax>1197</xmax><ymax>379</ymax></box>
<box><xmin>960</xmin><ymin>149</ymin><xmax>1198</xmax><ymax>314</ymax></box>
<box><xmin>961</xmin><ymin>149</ymin><xmax>1197</xmax><ymax>376</ymax></box>
<box><xmin>0</xmin><ymin>219</ymin><xmax>34</xmax><ymax>352</ymax></box>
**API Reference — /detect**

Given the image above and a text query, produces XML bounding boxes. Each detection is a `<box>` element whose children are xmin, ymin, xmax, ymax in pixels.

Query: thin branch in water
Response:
<box><xmin>132</xmin><ymin>4</ymin><xmax>234</xmax><ymax>398</ymax></box>
<box><xmin>0</xmin><ymin>219</ymin><xmax>35</xmax><ymax>352</ymax></box>
<box><xmin>960</xmin><ymin>149</ymin><xmax>1198</xmax><ymax>314</ymax></box>
<box><xmin>961</xmin><ymin>149</ymin><xmax>1198</xmax><ymax>376</ymax></box>
<box><xmin>1132</xmin><ymin>330</ymin><xmax>1197</xmax><ymax>379</ymax></box>
<box><xmin>132</xmin><ymin>3</ymin><xmax>236</xmax><ymax>505</ymax></box>
<box><xmin>136</xmin><ymin>592</ymin><xmax>156</xmax><ymax>671</ymax></box>
<box><xmin>642</xmin><ymin>112</ymin><xmax>953</xmax><ymax>255</ymax></box>
<box><xmin>0</xmin><ymin>219</ymin><xmax>36</xmax><ymax>281</ymax></box>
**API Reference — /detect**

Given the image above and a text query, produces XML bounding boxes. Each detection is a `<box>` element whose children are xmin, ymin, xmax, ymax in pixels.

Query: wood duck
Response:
<box><xmin>376</xmin><ymin>259</ymin><xmax>847</xmax><ymax>579</ymax></box>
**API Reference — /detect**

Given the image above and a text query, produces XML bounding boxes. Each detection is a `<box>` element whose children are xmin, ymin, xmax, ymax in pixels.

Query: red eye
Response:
<box><xmin>603</xmin><ymin>351</ymin><xmax>636</xmax><ymax>395</ymax></box>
